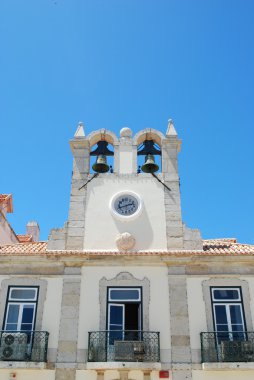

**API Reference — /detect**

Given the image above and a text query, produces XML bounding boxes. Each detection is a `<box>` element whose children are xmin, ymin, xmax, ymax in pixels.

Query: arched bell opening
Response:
<box><xmin>137</xmin><ymin>140</ymin><xmax>161</xmax><ymax>174</ymax></box>
<box><xmin>87</xmin><ymin>129</ymin><xmax>118</xmax><ymax>174</ymax></box>
<box><xmin>133</xmin><ymin>129</ymin><xmax>163</xmax><ymax>174</ymax></box>
<box><xmin>90</xmin><ymin>140</ymin><xmax>114</xmax><ymax>174</ymax></box>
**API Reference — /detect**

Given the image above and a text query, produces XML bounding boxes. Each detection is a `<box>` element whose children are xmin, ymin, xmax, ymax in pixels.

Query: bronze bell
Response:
<box><xmin>92</xmin><ymin>155</ymin><xmax>109</xmax><ymax>173</ymax></box>
<box><xmin>141</xmin><ymin>154</ymin><xmax>159</xmax><ymax>173</ymax></box>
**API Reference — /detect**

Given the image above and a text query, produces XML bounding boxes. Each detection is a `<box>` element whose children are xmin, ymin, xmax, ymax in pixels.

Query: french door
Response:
<box><xmin>211</xmin><ymin>287</ymin><xmax>246</xmax><ymax>343</ymax></box>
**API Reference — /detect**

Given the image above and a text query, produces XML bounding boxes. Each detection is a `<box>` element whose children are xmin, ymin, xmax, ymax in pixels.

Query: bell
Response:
<box><xmin>141</xmin><ymin>154</ymin><xmax>159</xmax><ymax>173</ymax></box>
<box><xmin>92</xmin><ymin>155</ymin><xmax>109</xmax><ymax>173</ymax></box>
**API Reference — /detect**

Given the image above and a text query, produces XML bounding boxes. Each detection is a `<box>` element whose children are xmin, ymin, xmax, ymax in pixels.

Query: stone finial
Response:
<box><xmin>115</xmin><ymin>232</ymin><xmax>136</xmax><ymax>251</ymax></box>
<box><xmin>120</xmin><ymin>127</ymin><xmax>132</xmax><ymax>138</ymax></box>
<box><xmin>74</xmin><ymin>121</ymin><xmax>85</xmax><ymax>138</ymax></box>
<box><xmin>166</xmin><ymin>119</ymin><xmax>177</xmax><ymax>137</ymax></box>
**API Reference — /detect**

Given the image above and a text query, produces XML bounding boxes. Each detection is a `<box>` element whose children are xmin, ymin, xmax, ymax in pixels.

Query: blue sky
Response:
<box><xmin>1</xmin><ymin>0</ymin><xmax>253</xmax><ymax>243</ymax></box>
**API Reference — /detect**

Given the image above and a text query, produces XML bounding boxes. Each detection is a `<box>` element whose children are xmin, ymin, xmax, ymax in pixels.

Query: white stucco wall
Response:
<box><xmin>84</xmin><ymin>176</ymin><xmax>167</xmax><ymax>251</ymax></box>
<box><xmin>118</xmin><ymin>146</ymin><xmax>134</xmax><ymax>174</ymax></box>
<box><xmin>78</xmin><ymin>266</ymin><xmax>170</xmax><ymax>350</ymax></box>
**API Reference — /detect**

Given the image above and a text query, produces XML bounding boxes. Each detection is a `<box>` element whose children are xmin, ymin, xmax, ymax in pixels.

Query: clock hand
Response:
<box><xmin>119</xmin><ymin>203</ymin><xmax>133</xmax><ymax>209</ymax></box>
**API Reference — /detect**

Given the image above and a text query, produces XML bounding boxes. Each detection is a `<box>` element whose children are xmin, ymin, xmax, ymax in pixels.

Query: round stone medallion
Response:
<box><xmin>115</xmin><ymin>232</ymin><xmax>136</xmax><ymax>251</ymax></box>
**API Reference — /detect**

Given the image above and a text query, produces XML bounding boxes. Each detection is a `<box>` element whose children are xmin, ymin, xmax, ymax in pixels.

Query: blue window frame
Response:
<box><xmin>4</xmin><ymin>287</ymin><xmax>38</xmax><ymax>332</ymax></box>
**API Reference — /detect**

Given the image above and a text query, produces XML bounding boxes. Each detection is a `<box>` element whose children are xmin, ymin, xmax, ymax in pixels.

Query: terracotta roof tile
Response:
<box><xmin>17</xmin><ymin>235</ymin><xmax>33</xmax><ymax>243</ymax></box>
<box><xmin>0</xmin><ymin>242</ymin><xmax>47</xmax><ymax>254</ymax></box>
<box><xmin>0</xmin><ymin>239</ymin><xmax>253</xmax><ymax>257</ymax></box>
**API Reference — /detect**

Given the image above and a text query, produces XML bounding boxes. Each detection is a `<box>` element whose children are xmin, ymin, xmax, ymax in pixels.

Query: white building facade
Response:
<box><xmin>0</xmin><ymin>122</ymin><xmax>253</xmax><ymax>380</ymax></box>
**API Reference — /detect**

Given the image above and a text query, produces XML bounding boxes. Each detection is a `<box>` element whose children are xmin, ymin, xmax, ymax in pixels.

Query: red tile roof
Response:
<box><xmin>0</xmin><ymin>242</ymin><xmax>47</xmax><ymax>254</ymax></box>
<box><xmin>0</xmin><ymin>239</ymin><xmax>253</xmax><ymax>257</ymax></box>
<box><xmin>17</xmin><ymin>234</ymin><xmax>33</xmax><ymax>243</ymax></box>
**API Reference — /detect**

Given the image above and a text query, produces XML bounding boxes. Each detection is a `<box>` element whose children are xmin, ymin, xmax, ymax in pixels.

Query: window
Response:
<box><xmin>211</xmin><ymin>287</ymin><xmax>246</xmax><ymax>342</ymax></box>
<box><xmin>107</xmin><ymin>287</ymin><xmax>142</xmax><ymax>344</ymax></box>
<box><xmin>3</xmin><ymin>287</ymin><xmax>38</xmax><ymax>332</ymax></box>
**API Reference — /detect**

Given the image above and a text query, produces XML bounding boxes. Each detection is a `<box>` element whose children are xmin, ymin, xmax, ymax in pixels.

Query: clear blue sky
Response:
<box><xmin>1</xmin><ymin>0</ymin><xmax>253</xmax><ymax>243</ymax></box>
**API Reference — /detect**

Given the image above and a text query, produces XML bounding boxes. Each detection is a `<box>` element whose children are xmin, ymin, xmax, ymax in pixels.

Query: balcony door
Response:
<box><xmin>107</xmin><ymin>287</ymin><xmax>141</xmax><ymax>344</ymax></box>
<box><xmin>4</xmin><ymin>287</ymin><xmax>38</xmax><ymax>333</ymax></box>
<box><xmin>211</xmin><ymin>287</ymin><xmax>246</xmax><ymax>342</ymax></box>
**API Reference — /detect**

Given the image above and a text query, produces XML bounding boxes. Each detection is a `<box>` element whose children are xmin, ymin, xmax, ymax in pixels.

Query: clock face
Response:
<box><xmin>110</xmin><ymin>191</ymin><xmax>143</xmax><ymax>221</ymax></box>
<box><xmin>114</xmin><ymin>195</ymin><xmax>139</xmax><ymax>216</ymax></box>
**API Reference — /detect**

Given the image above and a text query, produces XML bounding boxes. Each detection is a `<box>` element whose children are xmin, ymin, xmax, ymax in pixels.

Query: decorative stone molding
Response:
<box><xmin>115</xmin><ymin>232</ymin><xmax>136</xmax><ymax>251</ymax></box>
<box><xmin>0</xmin><ymin>277</ymin><xmax>47</xmax><ymax>330</ymax></box>
<box><xmin>120</xmin><ymin>127</ymin><xmax>132</xmax><ymax>138</ymax></box>
<box><xmin>99</xmin><ymin>272</ymin><xmax>150</xmax><ymax>330</ymax></box>
<box><xmin>202</xmin><ymin>278</ymin><xmax>253</xmax><ymax>331</ymax></box>
<box><xmin>119</xmin><ymin>127</ymin><xmax>133</xmax><ymax>146</ymax></box>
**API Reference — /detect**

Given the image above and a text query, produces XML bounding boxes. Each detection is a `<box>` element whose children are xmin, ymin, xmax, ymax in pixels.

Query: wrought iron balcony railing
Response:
<box><xmin>0</xmin><ymin>331</ymin><xmax>49</xmax><ymax>362</ymax></box>
<box><xmin>201</xmin><ymin>332</ymin><xmax>254</xmax><ymax>363</ymax></box>
<box><xmin>88</xmin><ymin>330</ymin><xmax>160</xmax><ymax>362</ymax></box>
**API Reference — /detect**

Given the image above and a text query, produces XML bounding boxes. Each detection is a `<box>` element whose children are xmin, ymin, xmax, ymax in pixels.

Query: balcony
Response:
<box><xmin>201</xmin><ymin>332</ymin><xmax>254</xmax><ymax>363</ymax></box>
<box><xmin>88</xmin><ymin>330</ymin><xmax>160</xmax><ymax>362</ymax></box>
<box><xmin>0</xmin><ymin>331</ymin><xmax>49</xmax><ymax>362</ymax></box>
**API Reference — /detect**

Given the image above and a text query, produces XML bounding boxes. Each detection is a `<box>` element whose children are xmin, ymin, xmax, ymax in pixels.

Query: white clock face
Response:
<box><xmin>110</xmin><ymin>191</ymin><xmax>143</xmax><ymax>221</ymax></box>
<box><xmin>114</xmin><ymin>195</ymin><xmax>139</xmax><ymax>216</ymax></box>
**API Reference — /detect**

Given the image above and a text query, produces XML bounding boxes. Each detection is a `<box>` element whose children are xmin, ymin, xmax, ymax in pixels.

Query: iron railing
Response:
<box><xmin>201</xmin><ymin>332</ymin><xmax>254</xmax><ymax>363</ymax></box>
<box><xmin>0</xmin><ymin>331</ymin><xmax>49</xmax><ymax>362</ymax></box>
<box><xmin>88</xmin><ymin>330</ymin><xmax>160</xmax><ymax>362</ymax></box>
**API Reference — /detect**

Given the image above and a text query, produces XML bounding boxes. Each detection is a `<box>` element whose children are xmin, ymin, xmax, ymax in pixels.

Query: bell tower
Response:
<box><xmin>48</xmin><ymin>121</ymin><xmax>202</xmax><ymax>251</ymax></box>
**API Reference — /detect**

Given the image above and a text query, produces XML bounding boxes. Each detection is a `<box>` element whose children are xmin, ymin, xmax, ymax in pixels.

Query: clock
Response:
<box><xmin>110</xmin><ymin>191</ymin><xmax>143</xmax><ymax>221</ymax></box>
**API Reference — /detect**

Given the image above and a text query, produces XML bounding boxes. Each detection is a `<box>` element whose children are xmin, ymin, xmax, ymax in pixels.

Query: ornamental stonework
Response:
<box><xmin>115</xmin><ymin>232</ymin><xmax>136</xmax><ymax>251</ymax></box>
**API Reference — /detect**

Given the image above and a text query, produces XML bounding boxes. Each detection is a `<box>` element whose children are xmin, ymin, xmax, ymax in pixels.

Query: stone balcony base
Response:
<box><xmin>86</xmin><ymin>362</ymin><xmax>161</xmax><ymax>371</ymax></box>
<box><xmin>202</xmin><ymin>362</ymin><xmax>254</xmax><ymax>370</ymax></box>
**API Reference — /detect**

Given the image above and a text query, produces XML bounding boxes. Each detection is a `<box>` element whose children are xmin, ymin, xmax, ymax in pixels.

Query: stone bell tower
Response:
<box><xmin>48</xmin><ymin>121</ymin><xmax>202</xmax><ymax>251</ymax></box>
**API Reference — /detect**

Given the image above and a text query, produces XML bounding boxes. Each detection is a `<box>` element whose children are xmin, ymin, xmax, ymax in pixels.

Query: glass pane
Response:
<box><xmin>230</xmin><ymin>305</ymin><xmax>243</xmax><ymax>324</ymax></box>
<box><xmin>232</xmin><ymin>324</ymin><xmax>244</xmax><ymax>332</ymax></box>
<box><xmin>21</xmin><ymin>305</ymin><xmax>34</xmax><ymax>324</ymax></box>
<box><xmin>6</xmin><ymin>305</ymin><xmax>19</xmax><ymax>323</ymax></box>
<box><xmin>109</xmin><ymin>306</ymin><xmax>123</xmax><ymax>325</ymax></box>
<box><xmin>216</xmin><ymin>324</ymin><xmax>229</xmax><ymax>332</ymax></box>
<box><xmin>214</xmin><ymin>305</ymin><xmax>227</xmax><ymax>324</ymax></box>
<box><xmin>213</xmin><ymin>289</ymin><xmax>239</xmax><ymax>300</ymax></box>
<box><xmin>5</xmin><ymin>323</ymin><xmax>18</xmax><ymax>331</ymax></box>
<box><xmin>110</xmin><ymin>289</ymin><xmax>140</xmax><ymax>301</ymax></box>
<box><xmin>10</xmin><ymin>288</ymin><xmax>36</xmax><ymax>300</ymax></box>
<box><xmin>20</xmin><ymin>323</ymin><xmax>33</xmax><ymax>331</ymax></box>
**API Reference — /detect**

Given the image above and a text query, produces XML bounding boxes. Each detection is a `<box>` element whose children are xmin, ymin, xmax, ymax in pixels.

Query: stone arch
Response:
<box><xmin>133</xmin><ymin>128</ymin><xmax>165</xmax><ymax>147</ymax></box>
<box><xmin>87</xmin><ymin>129</ymin><xmax>119</xmax><ymax>148</ymax></box>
